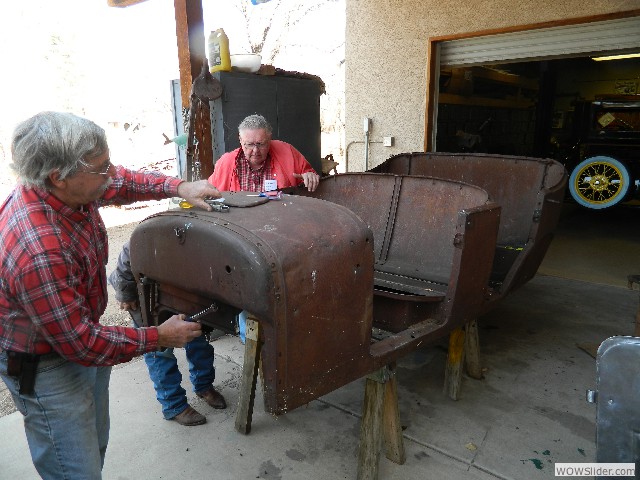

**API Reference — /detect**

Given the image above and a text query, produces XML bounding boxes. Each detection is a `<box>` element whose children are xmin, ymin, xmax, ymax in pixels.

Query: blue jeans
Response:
<box><xmin>130</xmin><ymin>306</ymin><xmax>216</xmax><ymax>419</ymax></box>
<box><xmin>0</xmin><ymin>350</ymin><xmax>111</xmax><ymax>479</ymax></box>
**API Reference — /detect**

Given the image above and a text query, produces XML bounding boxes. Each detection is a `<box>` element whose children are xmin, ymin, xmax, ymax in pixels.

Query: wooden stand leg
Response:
<box><xmin>382</xmin><ymin>369</ymin><xmax>406</xmax><ymax>465</ymax></box>
<box><xmin>464</xmin><ymin>319</ymin><xmax>483</xmax><ymax>380</ymax></box>
<box><xmin>235</xmin><ymin>315</ymin><xmax>261</xmax><ymax>435</ymax></box>
<box><xmin>357</xmin><ymin>364</ymin><xmax>405</xmax><ymax>480</ymax></box>
<box><xmin>357</xmin><ymin>376</ymin><xmax>384</xmax><ymax>480</ymax></box>
<box><xmin>444</xmin><ymin>327</ymin><xmax>465</xmax><ymax>400</ymax></box>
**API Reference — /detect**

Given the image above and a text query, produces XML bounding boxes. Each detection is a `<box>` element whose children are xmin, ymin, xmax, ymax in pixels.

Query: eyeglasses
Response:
<box><xmin>78</xmin><ymin>159</ymin><xmax>113</xmax><ymax>176</ymax></box>
<box><xmin>241</xmin><ymin>141</ymin><xmax>269</xmax><ymax>150</ymax></box>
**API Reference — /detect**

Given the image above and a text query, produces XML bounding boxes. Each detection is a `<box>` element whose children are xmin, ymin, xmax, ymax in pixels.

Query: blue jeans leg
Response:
<box><xmin>135</xmin><ymin>304</ymin><xmax>215</xmax><ymax>416</ymax></box>
<box><xmin>185</xmin><ymin>334</ymin><xmax>216</xmax><ymax>394</ymax></box>
<box><xmin>144</xmin><ymin>348</ymin><xmax>188</xmax><ymax>419</ymax></box>
<box><xmin>0</xmin><ymin>351</ymin><xmax>111</xmax><ymax>480</ymax></box>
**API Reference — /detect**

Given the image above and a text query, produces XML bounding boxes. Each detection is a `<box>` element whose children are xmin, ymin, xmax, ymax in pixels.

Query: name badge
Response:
<box><xmin>264</xmin><ymin>179</ymin><xmax>277</xmax><ymax>192</ymax></box>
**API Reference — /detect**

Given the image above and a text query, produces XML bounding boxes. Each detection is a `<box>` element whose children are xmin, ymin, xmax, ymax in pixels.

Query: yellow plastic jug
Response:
<box><xmin>208</xmin><ymin>28</ymin><xmax>231</xmax><ymax>73</ymax></box>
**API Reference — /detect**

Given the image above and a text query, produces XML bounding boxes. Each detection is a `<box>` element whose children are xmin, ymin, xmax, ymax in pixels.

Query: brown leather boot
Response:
<box><xmin>196</xmin><ymin>387</ymin><xmax>227</xmax><ymax>409</ymax></box>
<box><xmin>172</xmin><ymin>405</ymin><xmax>206</xmax><ymax>426</ymax></box>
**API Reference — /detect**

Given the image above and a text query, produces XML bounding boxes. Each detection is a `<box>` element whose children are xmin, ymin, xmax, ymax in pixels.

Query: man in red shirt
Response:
<box><xmin>209</xmin><ymin>114</ymin><xmax>319</xmax><ymax>192</ymax></box>
<box><xmin>0</xmin><ymin>111</ymin><xmax>221</xmax><ymax>478</ymax></box>
<box><xmin>110</xmin><ymin>114</ymin><xmax>320</xmax><ymax>427</ymax></box>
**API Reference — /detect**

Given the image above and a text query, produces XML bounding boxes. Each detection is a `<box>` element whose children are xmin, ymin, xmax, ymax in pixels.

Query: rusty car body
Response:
<box><xmin>369</xmin><ymin>152</ymin><xmax>567</xmax><ymax>312</ymax></box>
<box><xmin>129</xmin><ymin>174</ymin><xmax>500</xmax><ymax>415</ymax></box>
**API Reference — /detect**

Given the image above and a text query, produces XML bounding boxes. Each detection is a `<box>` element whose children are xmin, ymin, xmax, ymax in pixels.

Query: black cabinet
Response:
<box><xmin>211</xmin><ymin>71</ymin><xmax>323</xmax><ymax>173</ymax></box>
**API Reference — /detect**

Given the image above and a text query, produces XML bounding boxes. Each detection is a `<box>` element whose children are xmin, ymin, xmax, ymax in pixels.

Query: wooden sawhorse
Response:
<box><xmin>357</xmin><ymin>363</ymin><xmax>406</xmax><ymax>479</ymax></box>
<box><xmin>234</xmin><ymin>316</ymin><xmax>406</xmax><ymax>479</ymax></box>
<box><xmin>443</xmin><ymin>319</ymin><xmax>483</xmax><ymax>400</ymax></box>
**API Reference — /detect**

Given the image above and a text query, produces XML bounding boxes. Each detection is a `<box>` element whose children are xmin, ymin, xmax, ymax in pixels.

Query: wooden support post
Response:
<box><xmin>173</xmin><ymin>0</ymin><xmax>206</xmax><ymax>111</ymax></box>
<box><xmin>357</xmin><ymin>364</ymin><xmax>405</xmax><ymax>480</ymax></box>
<box><xmin>357</xmin><ymin>375</ymin><xmax>384</xmax><ymax>480</ymax></box>
<box><xmin>173</xmin><ymin>0</ymin><xmax>214</xmax><ymax>180</ymax></box>
<box><xmin>235</xmin><ymin>315</ymin><xmax>261</xmax><ymax>435</ymax></box>
<box><xmin>464</xmin><ymin>319</ymin><xmax>483</xmax><ymax>379</ymax></box>
<box><xmin>444</xmin><ymin>327</ymin><xmax>465</xmax><ymax>400</ymax></box>
<box><xmin>382</xmin><ymin>369</ymin><xmax>406</xmax><ymax>465</ymax></box>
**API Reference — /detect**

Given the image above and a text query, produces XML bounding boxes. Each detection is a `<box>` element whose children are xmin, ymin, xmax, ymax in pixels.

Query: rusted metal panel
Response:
<box><xmin>296</xmin><ymin>173</ymin><xmax>501</xmax><ymax>333</ymax></box>
<box><xmin>130</xmin><ymin>174</ymin><xmax>500</xmax><ymax>414</ymax></box>
<box><xmin>130</xmin><ymin>193</ymin><xmax>376</xmax><ymax>414</ymax></box>
<box><xmin>369</xmin><ymin>153</ymin><xmax>567</xmax><ymax>308</ymax></box>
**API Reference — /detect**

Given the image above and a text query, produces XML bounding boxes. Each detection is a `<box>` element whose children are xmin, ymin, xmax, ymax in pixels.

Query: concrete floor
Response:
<box><xmin>538</xmin><ymin>203</ymin><xmax>640</xmax><ymax>288</ymax></box>
<box><xmin>0</xmin><ymin>202</ymin><xmax>638</xmax><ymax>479</ymax></box>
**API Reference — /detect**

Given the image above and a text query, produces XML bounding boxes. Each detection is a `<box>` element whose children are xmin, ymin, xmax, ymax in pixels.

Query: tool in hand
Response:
<box><xmin>186</xmin><ymin>303</ymin><xmax>219</xmax><ymax>342</ymax></box>
<box><xmin>204</xmin><ymin>198</ymin><xmax>230</xmax><ymax>212</ymax></box>
<box><xmin>186</xmin><ymin>303</ymin><xmax>219</xmax><ymax>322</ymax></box>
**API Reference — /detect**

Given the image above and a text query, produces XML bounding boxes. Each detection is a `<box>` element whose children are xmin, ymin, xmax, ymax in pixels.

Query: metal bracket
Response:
<box><xmin>174</xmin><ymin>222</ymin><xmax>192</xmax><ymax>244</ymax></box>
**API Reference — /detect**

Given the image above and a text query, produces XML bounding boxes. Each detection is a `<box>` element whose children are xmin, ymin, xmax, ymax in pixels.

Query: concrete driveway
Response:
<box><xmin>1</xmin><ymin>272</ymin><xmax>635</xmax><ymax>479</ymax></box>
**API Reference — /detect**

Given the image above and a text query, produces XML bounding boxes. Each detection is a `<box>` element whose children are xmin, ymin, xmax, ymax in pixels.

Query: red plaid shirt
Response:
<box><xmin>235</xmin><ymin>150</ymin><xmax>274</xmax><ymax>192</ymax></box>
<box><xmin>0</xmin><ymin>166</ymin><xmax>182</xmax><ymax>366</ymax></box>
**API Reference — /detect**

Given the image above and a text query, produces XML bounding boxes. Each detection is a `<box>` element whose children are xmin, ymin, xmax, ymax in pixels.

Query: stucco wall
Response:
<box><xmin>344</xmin><ymin>0</ymin><xmax>640</xmax><ymax>172</ymax></box>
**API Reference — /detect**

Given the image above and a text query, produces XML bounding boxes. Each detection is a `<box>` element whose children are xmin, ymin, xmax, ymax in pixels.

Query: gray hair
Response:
<box><xmin>10</xmin><ymin>111</ymin><xmax>109</xmax><ymax>189</ymax></box>
<box><xmin>238</xmin><ymin>114</ymin><xmax>272</xmax><ymax>136</ymax></box>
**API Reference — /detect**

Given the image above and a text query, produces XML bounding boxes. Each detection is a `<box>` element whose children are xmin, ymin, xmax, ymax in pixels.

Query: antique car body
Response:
<box><xmin>368</xmin><ymin>152</ymin><xmax>567</xmax><ymax>311</ymax></box>
<box><xmin>129</xmin><ymin>174</ymin><xmax>500</xmax><ymax>415</ymax></box>
<box><xmin>563</xmin><ymin>99</ymin><xmax>640</xmax><ymax>210</ymax></box>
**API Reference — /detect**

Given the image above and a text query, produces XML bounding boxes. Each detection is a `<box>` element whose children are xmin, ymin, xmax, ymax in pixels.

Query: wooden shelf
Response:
<box><xmin>439</xmin><ymin>92</ymin><xmax>535</xmax><ymax>109</ymax></box>
<box><xmin>439</xmin><ymin>66</ymin><xmax>538</xmax><ymax>109</ymax></box>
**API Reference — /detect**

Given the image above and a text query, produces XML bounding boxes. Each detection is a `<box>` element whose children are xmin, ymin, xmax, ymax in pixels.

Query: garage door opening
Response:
<box><xmin>428</xmin><ymin>13</ymin><xmax>640</xmax><ymax>211</ymax></box>
<box><xmin>426</xmin><ymin>13</ymin><xmax>640</xmax><ymax>287</ymax></box>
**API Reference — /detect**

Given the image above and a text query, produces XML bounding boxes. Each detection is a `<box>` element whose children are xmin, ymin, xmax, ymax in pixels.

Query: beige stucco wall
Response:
<box><xmin>344</xmin><ymin>0</ymin><xmax>640</xmax><ymax>172</ymax></box>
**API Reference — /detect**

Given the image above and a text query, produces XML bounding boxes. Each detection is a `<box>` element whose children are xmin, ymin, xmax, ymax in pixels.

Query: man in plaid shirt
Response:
<box><xmin>0</xmin><ymin>111</ymin><xmax>222</xmax><ymax>479</ymax></box>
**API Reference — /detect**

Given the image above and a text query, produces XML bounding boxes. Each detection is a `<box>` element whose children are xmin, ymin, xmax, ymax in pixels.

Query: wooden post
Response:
<box><xmin>173</xmin><ymin>0</ymin><xmax>214</xmax><ymax>180</ymax></box>
<box><xmin>173</xmin><ymin>0</ymin><xmax>205</xmax><ymax>110</ymax></box>
<box><xmin>357</xmin><ymin>376</ymin><xmax>384</xmax><ymax>480</ymax></box>
<box><xmin>464</xmin><ymin>319</ymin><xmax>483</xmax><ymax>379</ymax></box>
<box><xmin>357</xmin><ymin>364</ymin><xmax>405</xmax><ymax>480</ymax></box>
<box><xmin>382</xmin><ymin>367</ymin><xmax>406</xmax><ymax>465</ymax></box>
<box><xmin>444</xmin><ymin>327</ymin><xmax>465</xmax><ymax>400</ymax></box>
<box><xmin>235</xmin><ymin>315</ymin><xmax>261</xmax><ymax>435</ymax></box>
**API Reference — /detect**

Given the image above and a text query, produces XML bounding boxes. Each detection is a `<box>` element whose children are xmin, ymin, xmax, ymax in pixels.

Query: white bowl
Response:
<box><xmin>230</xmin><ymin>54</ymin><xmax>262</xmax><ymax>73</ymax></box>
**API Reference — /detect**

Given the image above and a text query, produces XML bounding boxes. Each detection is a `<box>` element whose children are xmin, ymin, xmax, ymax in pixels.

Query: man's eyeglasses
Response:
<box><xmin>78</xmin><ymin>159</ymin><xmax>113</xmax><ymax>176</ymax></box>
<box><xmin>241</xmin><ymin>141</ymin><xmax>269</xmax><ymax>150</ymax></box>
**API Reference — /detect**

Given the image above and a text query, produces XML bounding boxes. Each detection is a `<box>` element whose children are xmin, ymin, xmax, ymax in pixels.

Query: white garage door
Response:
<box><xmin>439</xmin><ymin>16</ymin><xmax>640</xmax><ymax>67</ymax></box>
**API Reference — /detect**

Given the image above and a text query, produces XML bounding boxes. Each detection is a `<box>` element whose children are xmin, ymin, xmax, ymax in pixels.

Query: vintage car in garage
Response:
<box><xmin>564</xmin><ymin>98</ymin><xmax>640</xmax><ymax>210</ymax></box>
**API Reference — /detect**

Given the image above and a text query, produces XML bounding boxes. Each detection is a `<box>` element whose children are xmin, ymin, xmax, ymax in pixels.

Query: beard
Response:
<box><xmin>97</xmin><ymin>176</ymin><xmax>113</xmax><ymax>196</ymax></box>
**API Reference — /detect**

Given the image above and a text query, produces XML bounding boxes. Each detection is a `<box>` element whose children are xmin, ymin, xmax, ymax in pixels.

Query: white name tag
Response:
<box><xmin>264</xmin><ymin>179</ymin><xmax>277</xmax><ymax>192</ymax></box>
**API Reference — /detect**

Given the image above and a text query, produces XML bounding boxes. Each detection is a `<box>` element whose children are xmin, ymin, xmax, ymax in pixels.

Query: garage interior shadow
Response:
<box><xmin>538</xmin><ymin>201</ymin><xmax>640</xmax><ymax>288</ymax></box>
